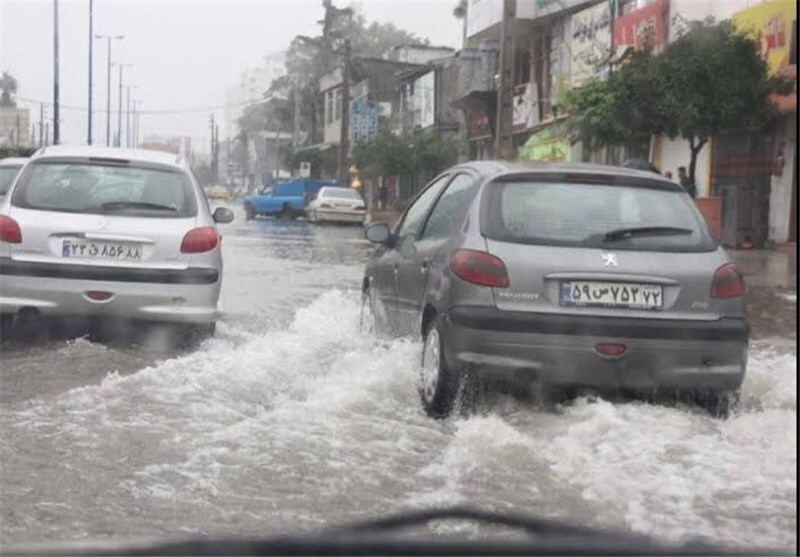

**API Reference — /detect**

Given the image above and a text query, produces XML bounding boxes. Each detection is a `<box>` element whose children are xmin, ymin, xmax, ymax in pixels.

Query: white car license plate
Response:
<box><xmin>61</xmin><ymin>239</ymin><xmax>143</xmax><ymax>262</ymax></box>
<box><xmin>560</xmin><ymin>281</ymin><xmax>663</xmax><ymax>309</ymax></box>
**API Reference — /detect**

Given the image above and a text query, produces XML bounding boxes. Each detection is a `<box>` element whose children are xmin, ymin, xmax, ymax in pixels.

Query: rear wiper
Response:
<box><xmin>101</xmin><ymin>201</ymin><xmax>176</xmax><ymax>212</ymax></box>
<box><xmin>593</xmin><ymin>226</ymin><xmax>693</xmax><ymax>243</ymax></box>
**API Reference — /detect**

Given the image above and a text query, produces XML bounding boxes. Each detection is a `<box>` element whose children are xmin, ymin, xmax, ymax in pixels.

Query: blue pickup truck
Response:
<box><xmin>243</xmin><ymin>178</ymin><xmax>345</xmax><ymax>220</ymax></box>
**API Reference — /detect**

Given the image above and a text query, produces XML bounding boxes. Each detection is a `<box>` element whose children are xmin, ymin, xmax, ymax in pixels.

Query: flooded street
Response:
<box><xmin>0</xmin><ymin>203</ymin><xmax>796</xmax><ymax>550</ymax></box>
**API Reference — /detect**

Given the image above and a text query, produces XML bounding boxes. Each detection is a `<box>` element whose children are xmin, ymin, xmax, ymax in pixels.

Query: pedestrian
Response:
<box><xmin>664</xmin><ymin>171</ymin><xmax>673</xmax><ymax>180</ymax></box>
<box><xmin>677</xmin><ymin>166</ymin><xmax>696</xmax><ymax>198</ymax></box>
<box><xmin>378</xmin><ymin>182</ymin><xmax>387</xmax><ymax>211</ymax></box>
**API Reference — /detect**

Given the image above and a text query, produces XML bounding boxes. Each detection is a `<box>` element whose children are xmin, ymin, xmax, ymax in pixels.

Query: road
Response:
<box><xmin>0</xmin><ymin>202</ymin><xmax>796</xmax><ymax>550</ymax></box>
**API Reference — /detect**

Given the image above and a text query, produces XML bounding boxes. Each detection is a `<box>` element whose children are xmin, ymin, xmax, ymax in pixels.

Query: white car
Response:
<box><xmin>0</xmin><ymin>145</ymin><xmax>233</xmax><ymax>340</ymax></box>
<box><xmin>0</xmin><ymin>157</ymin><xmax>29</xmax><ymax>201</ymax></box>
<box><xmin>307</xmin><ymin>186</ymin><xmax>367</xmax><ymax>225</ymax></box>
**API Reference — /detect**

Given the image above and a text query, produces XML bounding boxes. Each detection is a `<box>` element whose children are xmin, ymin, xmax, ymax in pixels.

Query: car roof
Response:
<box><xmin>0</xmin><ymin>157</ymin><xmax>29</xmax><ymax>167</ymax></box>
<box><xmin>451</xmin><ymin>160</ymin><xmax>676</xmax><ymax>185</ymax></box>
<box><xmin>30</xmin><ymin>145</ymin><xmax>187</xmax><ymax>169</ymax></box>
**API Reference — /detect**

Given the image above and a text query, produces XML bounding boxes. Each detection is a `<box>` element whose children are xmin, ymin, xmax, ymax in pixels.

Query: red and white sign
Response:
<box><xmin>613</xmin><ymin>0</ymin><xmax>669</xmax><ymax>52</ymax></box>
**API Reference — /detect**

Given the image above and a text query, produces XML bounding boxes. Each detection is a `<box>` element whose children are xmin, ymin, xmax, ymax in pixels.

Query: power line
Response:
<box><xmin>16</xmin><ymin>97</ymin><xmax>268</xmax><ymax>115</ymax></box>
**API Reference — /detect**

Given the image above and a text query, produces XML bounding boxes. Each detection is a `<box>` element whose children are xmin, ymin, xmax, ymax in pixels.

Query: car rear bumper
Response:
<box><xmin>315</xmin><ymin>209</ymin><xmax>365</xmax><ymax>223</ymax></box>
<box><xmin>0</xmin><ymin>259</ymin><xmax>221</xmax><ymax>324</ymax></box>
<box><xmin>442</xmin><ymin>306</ymin><xmax>748</xmax><ymax>392</ymax></box>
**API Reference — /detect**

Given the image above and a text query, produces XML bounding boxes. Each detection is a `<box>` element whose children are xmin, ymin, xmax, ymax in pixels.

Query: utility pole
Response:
<box><xmin>53</xmin><ymin>0</ymin><xmax>60</xmax><ymax>144</ymax></box>
<box><xmin>96</xmin><ymin>34</ymin><xmax>124</xmax><ymax>146</ymax></box>
<box><xmin>39</xmin><ymin>103</ymin><xmax>44</xmax><ymax>147</ymax></box>
<box><xmin>209</xmin><ymin>113</ymin><xmax>216</xmax><ymax>178</ymax></box>
<box><xmin>125</xmin><ymin>85</ymin><xmax>137</xmax><ymax>147</ymax></box>
<box><xmin>88</xmin><ymin>0</ymin><xmax>93</xmax><ymax>144</ymax></box>
<box><xmin>495</xmin><ymin>0</ymin><xmax>515</xmax><ymax>160</ymax></box>
<box><xmin>215</xmin><ymin>124</ymin><xmax>220</xmax><ymax>183</ymax></box>
<box><xmin>45</xmin><ymin>123</ymin><xmax>50</xmax><ymax>146</ymax></box>
<box><xmin>117</xmin><ymin>63</ymin><xmax>132</xmax><ymax>146</ymax></box>
<box><xmin>338</xmin><ymin>39</ymin><xmax>351</xmax><ymax>185</ymax></box>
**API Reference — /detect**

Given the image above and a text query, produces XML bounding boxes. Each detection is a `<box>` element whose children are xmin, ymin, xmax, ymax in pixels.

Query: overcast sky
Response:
<box><xmin>0</xmin><ymin>0</ymin><xmax>463</xmax><ymax>152</ymax></box>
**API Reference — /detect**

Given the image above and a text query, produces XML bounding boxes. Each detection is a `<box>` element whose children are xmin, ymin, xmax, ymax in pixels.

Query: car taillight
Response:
<box><xmin>0</xmin><ymin>215</ymin><xmax>22</xmax><ymax>243</ymax></box>
<box><xmin>449</xmin><ymin>249</ymin><xmax>509</xmax><ymax>288</ymax></box>
<box><xmin>355</xmin><ymin>205</ymin><xmax>366</xmax><ymax>211</ymax></box>
<box><xmin>180</xmin><ymin>227</ymin><xmax>219</xmax><ymax>253</ymax></box>
<box><xmin>710</xmin><ymin>263</ymin><xmax>746</xmax><ymax>298</ymax></box>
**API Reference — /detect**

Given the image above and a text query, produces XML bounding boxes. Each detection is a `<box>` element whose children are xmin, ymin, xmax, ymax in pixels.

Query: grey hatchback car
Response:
<box><xmin>362</xmin><ymin>161</ymin><xmax>748</xmax><ymax>418</ymax></box>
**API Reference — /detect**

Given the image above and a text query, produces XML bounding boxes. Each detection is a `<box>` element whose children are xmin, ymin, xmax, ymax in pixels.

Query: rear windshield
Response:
<box><xmin>0</xmin><ymin>165</ymin><xmax>22</xmax><ymax>195</ymax></box>
<box><xmin>483</xmin><ymin>181</ymin><xmax>716</xmax><ymax>252</ymax></box>
<box><xmin>322</xmin><ymin>188</ymin><xmax>362</xmax><ymax>200</ymax></box>
<box><xmin>11</xmin><ymin>161</ymin><xmax>197</xmax><ymax>218</ymax></box>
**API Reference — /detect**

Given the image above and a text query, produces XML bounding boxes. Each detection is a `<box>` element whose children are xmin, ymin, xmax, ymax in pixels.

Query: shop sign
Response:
<box><xmin>613</xmin><ymin>0</ymin><xmax>669</xmax><ymax>52</ymax></box>
<box><xmin>570</xmin><ymin>1</ymin><xmax>612</xmax><ymax>87</ymax></box>
<box><xmin>732</xmin><ymin>0</ymin><xmax>797</xmax><ymax>74</ymax></box>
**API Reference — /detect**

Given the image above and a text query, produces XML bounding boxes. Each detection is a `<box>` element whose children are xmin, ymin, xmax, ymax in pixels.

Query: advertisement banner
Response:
<box><xmin>512</xmin><ymin>83</ymin><xmax>540</xmax><ymax>132</ymax></box>
<box><xmin>350</xmin><ymin>99</ymin><xmax>378</xmax><ymax>145</ymax></box>
<box><xmin>613</xmin><ymin>0</ymin><xmax>669</xmax><ymax>52</ymax></box>
<box><xmin>570</xmin><ymin>1</ymin><xmax>612</xmax><ymax>87</ymax></box>
<box><xmin>732</xmin><ymin>0</ymin><xmax>797</xmax><ymax>74</ymax></box>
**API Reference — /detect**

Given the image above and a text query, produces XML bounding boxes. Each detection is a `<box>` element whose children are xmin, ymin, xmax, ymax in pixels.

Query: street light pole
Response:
<box><xmin>53</xmin><ymin>0</ymin><xmax>60</xmax><ymax>144</ymax></box>
<box><xmin>95</xmin><ymin>34</ymin><xmax>124</xmax><ymax>146</ymax></box>
<box><xmin>117</xmin><ymin>63</ymin><xmax>132</xmax><ymax>146</ymax></box>
<box><xmin>125</xmin><ymin>85</ymin><xmax>138</xmax><ymax>147</ymax></box>
<box><xmin>87</xmin><ymin>0</ymin><xmax>93</xmax><ymax>144</ymax></box>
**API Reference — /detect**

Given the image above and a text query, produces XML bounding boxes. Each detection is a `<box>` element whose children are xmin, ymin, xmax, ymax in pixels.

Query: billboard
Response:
<box><xmin>732</xmin><ymin>0</ymin><xmax>797</xmax><ymax>75</ymax></box>
<box><xmin>570</xmin><ymin>1</ymin><xmax>612</xmax><ymax>87</ymax></box>
<box><xmin>350</xmin><ymin>99</ymin><xmax>378</xmax><ymax>145</ymax></box>
<box><xmin>512</xmin><ymin>82</ymin><xmax>540</xmax><ymax>132</ymax></box>
<box><xmin>613</xmin><ymin>0</ymin><xmax>669</xmax><ymax>52</ymax></box>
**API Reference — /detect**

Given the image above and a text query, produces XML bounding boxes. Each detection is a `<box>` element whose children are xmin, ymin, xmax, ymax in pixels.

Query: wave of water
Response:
<box><xmin>2</xmin><ymin>290</ymin><xmax>796</xmax><ymax>549</ymax></box>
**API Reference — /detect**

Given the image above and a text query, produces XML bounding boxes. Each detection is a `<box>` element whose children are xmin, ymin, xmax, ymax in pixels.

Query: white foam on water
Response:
<box><xmin>4</xmin><ymin>293</ymin><xmax>796</xmax><ymax>550</ymax></box>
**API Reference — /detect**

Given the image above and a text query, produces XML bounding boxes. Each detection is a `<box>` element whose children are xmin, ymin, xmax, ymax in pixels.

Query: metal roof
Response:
<box><xmin>31</xmin><ymin>145</ymin><xmax>185</xmax><ymax>168</ymax></box>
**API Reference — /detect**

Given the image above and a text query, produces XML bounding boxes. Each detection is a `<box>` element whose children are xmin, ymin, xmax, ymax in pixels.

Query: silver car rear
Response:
<box><xmin>0</xmin><ymin>146</ymin><xmax>231</xmax><ymax>330</ymax></box>
<box><xmin>363</xmin><ymin>162</ymin><xmax>748</xmax><ymax>419</ymax></box>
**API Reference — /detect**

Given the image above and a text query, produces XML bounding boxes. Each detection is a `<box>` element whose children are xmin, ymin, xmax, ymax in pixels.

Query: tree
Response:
<box><xmin>0</xmin><ymin>72</ymin><xmax>17</xmax><ymax>107</ymax></box>
<box><xmin>565</xmin><ymin>19</ymin><xmax>792</xmax><ymax>184</ymax></box>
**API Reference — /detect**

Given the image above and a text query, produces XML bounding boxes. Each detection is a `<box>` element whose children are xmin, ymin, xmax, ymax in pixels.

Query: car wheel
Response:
<box><xmin>245</xmin><ymin>204</ymin><xmax>255</xmax><ymax>221</ymax></box>
<box><xmin>419</xmin><ymin>318</ymin><xmax>464</xmax><ymax>419</ymax></box>
<box><xmin>278</xmin><ymin>204</ymin><xmax>295</xmax><ymax>220</ymax></box>
<box><xmin>694</xmin><ymin>388</ymin><xmax>740</xmax><ymax>419</ymax></box>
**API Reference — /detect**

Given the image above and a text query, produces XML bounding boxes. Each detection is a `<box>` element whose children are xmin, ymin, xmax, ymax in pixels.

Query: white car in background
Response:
<box><xmin>307</xmin><ymin>186</ymin><xmax>367</xmax><ymax>225</ymax></box>
<box><xmin>0</xmin><ymin>145</ymin><xmax>233</xmax><ymax>341</ymax></box>
<box><xmin>0</xmin><ymin>157</ymin><xmax>29</xmax><ymax>201</ymax></box>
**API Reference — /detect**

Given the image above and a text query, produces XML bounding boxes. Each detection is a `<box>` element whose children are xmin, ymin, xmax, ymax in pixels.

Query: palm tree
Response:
<box><xmin>0</xmin><ymin>72</ymin><xmax>17</xmax><ymax>107</ymax></box>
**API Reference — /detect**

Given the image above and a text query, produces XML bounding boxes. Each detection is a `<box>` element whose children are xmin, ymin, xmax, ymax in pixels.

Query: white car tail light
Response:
<box><xmin>180</xmin><ymin>227</ymin><xmax>219</xmax><ymax>253</ymax></box>
<box><xmin>0</xmin><ymin>215</ymin><xmax>22</xmax><ymax>243</ymax></box>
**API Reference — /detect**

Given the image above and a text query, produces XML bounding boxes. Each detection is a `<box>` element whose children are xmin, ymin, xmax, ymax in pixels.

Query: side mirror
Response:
<box><xmin>365</xmin><ymin>222</ymin><xmax>391</xmax><ymax>244</ymax></box>
<box><xmin>213</xmin><ymin>207</ymin><xmax>234</xmax><ymax>224</ymax></box>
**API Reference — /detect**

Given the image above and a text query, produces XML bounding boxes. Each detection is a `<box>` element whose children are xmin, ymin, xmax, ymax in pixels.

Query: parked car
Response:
<box><xmin>361</xmin><ymin>161</ymin><xmax>748</xmax><ymax>419</ymax></box>
<box><xmin>242</xmin><ymin>178</ymin><xmax>345</xmax><ymax>220</ymax></box>
<box><xmin>0</xmin><ymin>157</ymin><xmax>29</xmax><ymax>201</ymax></box>
<box><xmin>0</xmin><ymin>145</ymin><xmax>234</xmax><ymax>340</ymax></box>
<box><xmin>307</xmin><ymin>186</ymin><xmax>366</xmax><ymax>225</ymax></box>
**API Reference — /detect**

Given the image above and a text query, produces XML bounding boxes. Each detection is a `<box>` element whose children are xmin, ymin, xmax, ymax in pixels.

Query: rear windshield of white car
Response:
<box><xmin>322</xmin><ymin>188</ymin><xmax>363</xmax><ymax>200</ymax></box>
<box><xmin>0</xmin><ymin>165</ymin><xmax>22</xmax><ymax>195</ymax></box>
<box><xmin>483</xmin><ymin>181</ymin><xmax>716</xmax><ymax>252</ymax></box>
<box><xmin>11</xmin><ymin>161</ymin><xmax>197</xmax><ymax>218</ymax></box>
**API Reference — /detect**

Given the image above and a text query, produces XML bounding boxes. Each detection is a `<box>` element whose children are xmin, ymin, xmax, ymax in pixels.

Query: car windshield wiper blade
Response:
<box><xmin>101</xmin><ymin>201</ymin><xmax>176</xmax><ymax>212</ymax></box>
<box><xmin>599</xmin><ymin>226</ymin><xmax>693</xmax><ymax>242</ymax></box>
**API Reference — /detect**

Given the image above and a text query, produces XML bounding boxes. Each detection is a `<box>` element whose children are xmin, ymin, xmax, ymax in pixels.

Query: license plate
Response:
<box><xmin>560</xmin><ymin>281</ymin><xmax>663</xmax><ymax>309</ymax></box>
<box><xmin>61</xmin><ymin>239</ymin><xmax>142</xmax><ymax>262</ymax></box>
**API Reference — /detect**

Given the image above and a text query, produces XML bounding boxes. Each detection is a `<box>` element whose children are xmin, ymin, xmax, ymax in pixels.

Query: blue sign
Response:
<box><xmin>350</xmin><ymin>100</ymin><xmax>378</xmax><ymax>144</ymax></box>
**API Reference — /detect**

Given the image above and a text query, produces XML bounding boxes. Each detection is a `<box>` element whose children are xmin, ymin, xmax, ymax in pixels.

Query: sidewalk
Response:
<box><xmin>728</xmin><ymin>248</ymin><xmax>797</xmax><ymax>290</ymax></box>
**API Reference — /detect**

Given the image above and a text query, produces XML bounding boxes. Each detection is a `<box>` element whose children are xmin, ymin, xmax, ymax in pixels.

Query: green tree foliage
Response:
<box><xmin>565</xmin><ymin>19</ymin><xmax>792</xmax><ymax>183</ymax></box>
<box><xmin>251</xmin><ymin>1</ymin><xmax>425</xmax><ymax>143</ymax></box>
<box><xmin>0</xmin><ymin>72</ymin><xmax>17</xmax><ymax>107</ymax></box>
<box><xmin>353</xmin><ymin>130</ymin><xmax>457</xmax><ymax>193</ymax></box>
